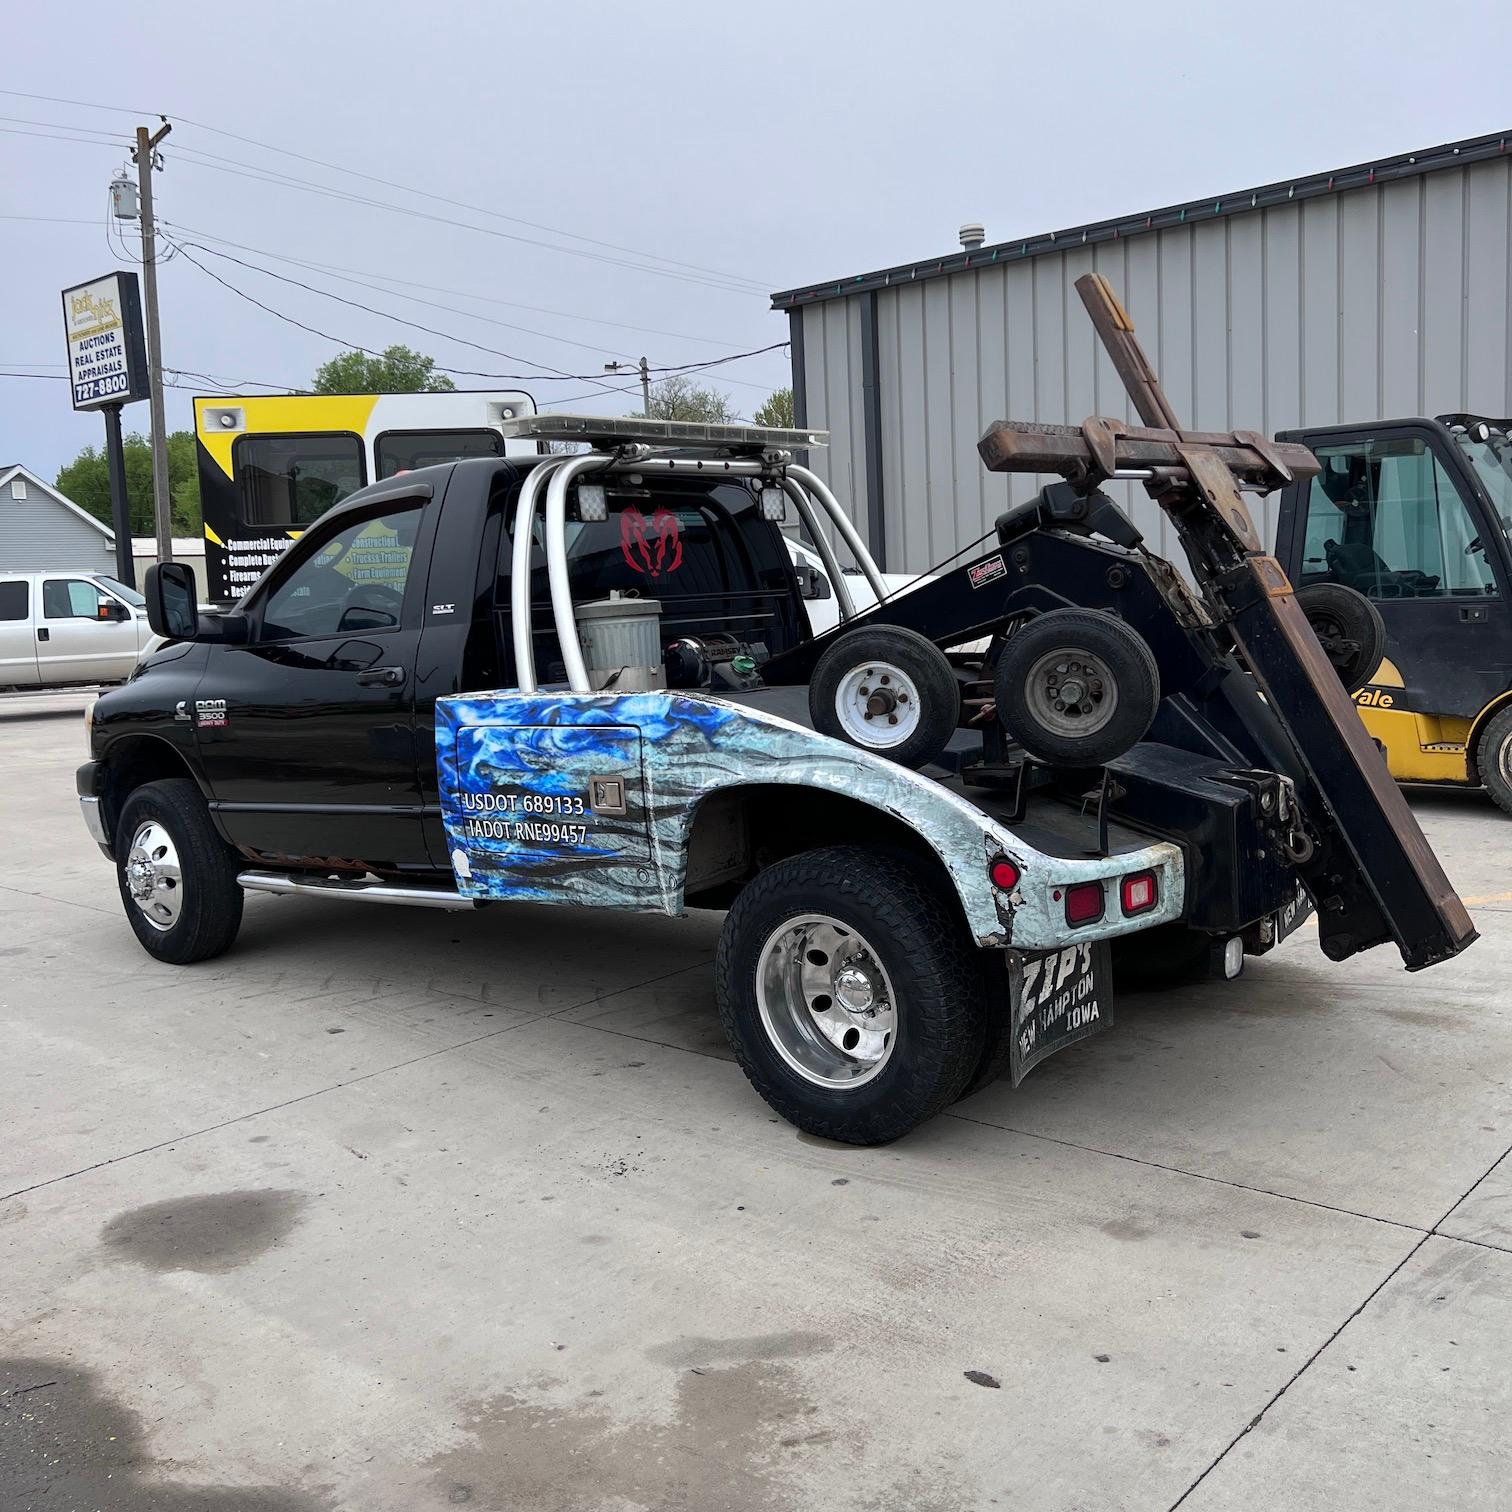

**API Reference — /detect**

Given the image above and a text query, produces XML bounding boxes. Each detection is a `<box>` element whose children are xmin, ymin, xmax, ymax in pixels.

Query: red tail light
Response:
<box><xmin>1065</xmin><ymin>881</ymin><xmax>1104</xmax><ymax>925</ymax></box>
<box><xmin>1121</xmin><ymin>871</ymin><xmax>1158</xmax><ymax>915</ymax></box>
<box><xmin>989</xmin><ymin>857</ymin><xmax>1020</xmax><ymax>891</ymax></box>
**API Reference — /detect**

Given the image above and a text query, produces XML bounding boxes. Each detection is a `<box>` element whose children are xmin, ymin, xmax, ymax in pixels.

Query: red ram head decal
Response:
<box><xmin>620</xmin><ymin>506</ymin><xmax>683</xmax><ymax>578</ymax></box>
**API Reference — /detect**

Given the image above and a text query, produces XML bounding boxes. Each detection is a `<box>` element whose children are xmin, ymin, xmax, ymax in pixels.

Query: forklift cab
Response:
<box><xmin>1275</xmin><ymin>415</ymin><xmax>1512</xmax><ymax>804</ymax></box>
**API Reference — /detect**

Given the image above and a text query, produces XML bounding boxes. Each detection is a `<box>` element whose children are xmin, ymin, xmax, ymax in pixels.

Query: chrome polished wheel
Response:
<box><xmin>1022</xmin><ymin>646</ymin><xmax>1120</xmax><ymax>741</ymax></box>
<box><xmin>755</xmin><ymin>913</ymin><xmax>898</xmax><ymax>1088</ymax></box>
<box><xmin>124</xmin><ymin>819</ymin><xmax>183</xmax><ymax>932</ymax></box>
<box><xmin>832</xmin><ymin>660</ymin><xmax>922</xmax><ymax>750</ymax></box>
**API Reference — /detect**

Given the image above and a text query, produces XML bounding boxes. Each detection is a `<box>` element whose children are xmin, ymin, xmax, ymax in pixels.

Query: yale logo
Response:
<box><xmin>1354</xmin><ymin>686</ymin><xmax>1396</xmax><ymax>709</ymax></box>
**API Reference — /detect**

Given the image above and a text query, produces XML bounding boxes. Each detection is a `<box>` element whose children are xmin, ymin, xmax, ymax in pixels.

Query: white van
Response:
<box><xmin>0</xmin><ymin>570</ymin><xmax>154</xmax><ymax>689</ymax></box>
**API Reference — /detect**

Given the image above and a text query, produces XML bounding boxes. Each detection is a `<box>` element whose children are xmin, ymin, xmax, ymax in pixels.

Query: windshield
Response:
<box><xmin>96</xmin><ymin>575</ymin><xmax>146</xmax><ymax>607</ymax></box>
<box><xmin>1447</xmin><ymin>420</ymin><xmax>1512</xmax><ymax>540</ymax></box>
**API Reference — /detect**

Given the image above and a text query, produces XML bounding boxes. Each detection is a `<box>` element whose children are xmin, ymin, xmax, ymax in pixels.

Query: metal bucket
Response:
<box><xmin>574</xmin><ymin>593</ymin><xmax>666</xmax><ymax>691</ymax></box>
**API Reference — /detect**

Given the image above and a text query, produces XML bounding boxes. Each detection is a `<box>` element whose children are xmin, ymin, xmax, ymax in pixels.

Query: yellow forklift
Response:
<box><xmin>1274</xmin><ymin>415</ymin><xmax>1512</xmax><ymax>813</ymax></box>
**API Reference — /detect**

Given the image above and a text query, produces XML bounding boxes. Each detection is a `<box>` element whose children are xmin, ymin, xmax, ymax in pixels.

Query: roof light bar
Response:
<box><xmin>499</xmin><ymin>412</ymin><xmax>829</xmax><ymax>454</ymax></box>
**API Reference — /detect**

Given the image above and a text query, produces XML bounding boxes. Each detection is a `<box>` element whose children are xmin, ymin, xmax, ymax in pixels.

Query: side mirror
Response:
<box><xmin>145</xmin><ymin>561</ymin><xmax>200</xmax><ymax>640</ymax></box>
<box><xmin>795</xmin><ymin>563</ymin><xmax>832</xmax><ymax>601</ymax></box>
<box><xmin>97</xmin><ymin>597</ymin><xmax>130</xmax><ymax>622</ymax></box>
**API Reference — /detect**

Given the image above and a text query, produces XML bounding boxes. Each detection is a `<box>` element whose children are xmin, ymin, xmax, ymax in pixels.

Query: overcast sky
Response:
<box><xmin>7</xmin><ymin>0</ymin><xmax>1512</xmax><ymax>483</ymax></box>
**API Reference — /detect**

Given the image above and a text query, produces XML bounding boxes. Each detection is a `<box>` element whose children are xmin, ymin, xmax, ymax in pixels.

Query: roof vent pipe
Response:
<box><xmin>959</xmin><ymin>222</ymin><xmax>986</xmax><ymax>251</ymax></box>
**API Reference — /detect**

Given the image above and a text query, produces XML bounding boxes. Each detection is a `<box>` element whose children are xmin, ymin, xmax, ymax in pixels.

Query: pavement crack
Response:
<box><xmin>945</xmin><ymin>1110</ymin><xmax>1427</xmax><ymax>1235</ymax></box>
<box><xmin>0</xmin><ymin>956</ymin><xmax>725</xmax><ymax>1205</ymax></box>
<box><xmin>1166</xmin><ymin>1129</ymin><xmax>1512</xmax><ymax>1509</ymax></box>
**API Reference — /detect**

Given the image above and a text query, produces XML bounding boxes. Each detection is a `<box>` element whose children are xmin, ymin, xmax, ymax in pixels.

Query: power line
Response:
<box><xmin>165</xmin><ymin>231</ymin><xmax>782</xmax><ymax>394</ymax></box>
<box><xmin>0</xmin><ymin>124</ymin><xmax>130</xmax><ymax>149</ymax></box>
<box><xmin>0</xmin><ymin>88</ymin><xmax>774</xmax><ymax>294</ymax></box>
<box><xmin>0</xmin><ymin>87</ymin><xmax>161</xmax><ymax>118</ymax></box>
<box><xmin>165</xmin><ymin>235</ymin><xmax>787</xmax><ymax>385</ymax></box>
<box><xmin>158</xmin><ymin>219</ymin><xmax>756</xmax><ymax>349</ymax></box>
<box><xmin>165</xmin><ymin>229</ymin><xmax>643</xmax><ymax>365</ymax></box>
<box><xmin>164</xmin><ymin>118</ymin><xmax>771</xmax><ymax>292</ymax></box>
<box><xmin>164</xmin><ymin>144</ymin><xmax>766</xmax><ymax>297</ymax></box>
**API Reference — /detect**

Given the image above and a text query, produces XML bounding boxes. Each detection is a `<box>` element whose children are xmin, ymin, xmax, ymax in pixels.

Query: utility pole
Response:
<box><xmin>604</xmin><ymin>356</ymin><xmax>652</xmax><ymax>416</ymax></box>
<box><xmin>133</xmin><ymin>119</ymin><xmax>173</xmax><ymax>567</ymax></box>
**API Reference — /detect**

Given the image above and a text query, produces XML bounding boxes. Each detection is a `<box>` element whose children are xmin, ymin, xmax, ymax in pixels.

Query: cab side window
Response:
<box><xmin>258</xmin><ymin>507</ymin><xmax>423</xmax><ymax>642</ymax></box>
<box><xmin>1301</xmin><ymin>438</ymin><xmax>1497</xmax><ymax>598</ymax></box>
<box><xmin>0</xmin><ymin>581</ymin><xmax>28</xmax><ymax>620</ymax></box>
<box><xmin>42</xmin><ymin>578</ymin><xmax>109</xmax><ymax>619</ymax></box>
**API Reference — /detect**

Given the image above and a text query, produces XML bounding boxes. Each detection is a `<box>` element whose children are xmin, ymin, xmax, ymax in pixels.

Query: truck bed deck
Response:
<box><xmin>720</xmin><ymin>685</ymin><xmax>1157</xmax><ymax>863</ymax></box>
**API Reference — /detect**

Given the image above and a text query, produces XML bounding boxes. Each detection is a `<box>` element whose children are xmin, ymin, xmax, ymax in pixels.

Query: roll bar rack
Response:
<box><xmin>501</xmin><ymin>435</ymin><xmax>888</xmax><ymax>694</ymax></box>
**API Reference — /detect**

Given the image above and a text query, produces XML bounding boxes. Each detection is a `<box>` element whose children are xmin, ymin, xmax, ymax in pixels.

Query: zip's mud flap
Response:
<box><xmin>1008</xmin><ymin>941</ymin><xmax>1113</xmax><ymax>1085</ymax></box>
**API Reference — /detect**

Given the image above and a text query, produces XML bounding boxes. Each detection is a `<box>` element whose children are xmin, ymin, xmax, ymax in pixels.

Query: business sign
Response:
<box><xmin>60</xmin><ymin>272</ymin><xmax>148</xmax><ymax>410</ymax></box>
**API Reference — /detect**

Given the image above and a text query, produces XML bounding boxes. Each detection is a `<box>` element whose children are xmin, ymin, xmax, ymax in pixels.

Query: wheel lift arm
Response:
<box><xmin>974</xmin><ymin>275</ymin><xmax>1474</xmax><ymax>970</ymax></box>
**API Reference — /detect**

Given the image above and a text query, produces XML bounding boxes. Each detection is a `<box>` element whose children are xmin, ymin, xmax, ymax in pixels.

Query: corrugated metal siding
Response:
<box><xmin>0</xmin><ymin>481</ymin><xmax>115</xmax><ymax>572</ymax></box>
<box><xmin>797</xmin><ymin>158</ymin><xmax>1512</xmax><ymax>571</ymax></box>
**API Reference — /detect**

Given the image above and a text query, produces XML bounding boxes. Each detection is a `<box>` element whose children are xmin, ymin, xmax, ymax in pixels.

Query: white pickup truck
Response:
<box><xmin>0</xmin><ymin>570</ymin><xmax>153</xmax><ymax>689</ymax></box>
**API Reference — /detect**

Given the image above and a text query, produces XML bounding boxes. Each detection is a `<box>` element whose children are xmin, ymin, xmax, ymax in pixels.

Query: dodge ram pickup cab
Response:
<box><xmin>78</xmin><ymin>284</ymin><xmax>1475</xmax><ymax>1144</ymax></box>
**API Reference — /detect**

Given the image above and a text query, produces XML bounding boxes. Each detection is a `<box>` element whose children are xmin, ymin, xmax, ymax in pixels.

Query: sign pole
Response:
<box><xmin>101</xmin><ymin>403</ymin><xmax>136</xmax><ymax>587</ymax></box>
<box><xmin>134</xmin><ymin>121</ymin><xmax>174</xmax><ymax>569</ymax></box>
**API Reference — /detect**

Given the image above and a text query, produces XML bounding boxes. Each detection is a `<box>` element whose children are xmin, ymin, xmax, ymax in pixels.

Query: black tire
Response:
<box><xmin>956</xmin><ymin>954</ymin><xmax>1016</xmax><ymax>1100</ymax></box>
<box><xmin>1296</xmin><ymin>583</ymin><xmax>1386</xmax><ymax>694</ymax></box>
<box><xmin>1477</xmin><ymin>706</ymin><xmax>1512</xmax><ymax>817</ymax></box>
<box><xmin>115</xmin><ymin>778</ymin><xmax>245</xmax><ymax>963</ymax></box>
<box><xmin>994</xmin><ymin>609</ymin><xmax>1159</xmax><ymax>767</ymax></box>
<box><xmin>809</xmin><ymin>625</ymin><xmax>960</xmax><ymax>770</ymax></box>
<box><xmin>715</xmin><ymin>846</ymin><xmax>986</xmax><ymax>1144</ymax></box>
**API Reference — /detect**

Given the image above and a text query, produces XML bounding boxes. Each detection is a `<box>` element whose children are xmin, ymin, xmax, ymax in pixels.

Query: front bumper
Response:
<box><xmin>77</xmin><ymin>761</ymin><xmax>111</xmax><ymax>857</ymax></box>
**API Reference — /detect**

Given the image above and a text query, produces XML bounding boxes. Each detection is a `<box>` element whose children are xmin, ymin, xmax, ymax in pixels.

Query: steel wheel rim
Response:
<box><xmin>755</xmin><ymin>913</ymin><xmax>898</xmax><ymax>1088</ymax></box>
<box><xmin>1499</xmin><ymin>729</ymin><xmax>1512</xmax><ymax>789</ymax></box>
<box><xmin>125</xmin><ymin>819</ymin><xmax>183</xmax><ymax>932</ymax></box>
<box><xmin>1023</xmin><ymin>645</ymin><xmax>1120</xmax><ymax>739</ymax></box>
<box><xmin>833</xmin><ymin>660</ymin><xmax>922</xmax><ymax>749</ymax></box>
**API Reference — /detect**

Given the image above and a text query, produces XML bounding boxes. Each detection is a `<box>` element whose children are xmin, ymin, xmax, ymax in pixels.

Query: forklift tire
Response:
<box><xmin>993</xmin><ymin>609</ymin><xmax>1159</xmax><ymax>767</ymax></box>
<box><xmin>115</xmin><ymin>778</ymin><xmax>245</xmax><ymax>964</ymax></box>
<box><xmin>715</xmin><ymin>845</ymin><xmax>986</xmax><ymax>1145</ymax></box>
<box><xmin>1296</xmin><ymin>583</ymin><xmax>1385</xmax><ymax>695</ymax></box>
<box><xmin>809</xmin><ymin>625</ymin><xmax>960</xmax><ymax>770</ymax></box>
<box><xmin>1477</xmin><ymin>706</ymin><xmax>1512</xmax><ymax>817</ymax></box>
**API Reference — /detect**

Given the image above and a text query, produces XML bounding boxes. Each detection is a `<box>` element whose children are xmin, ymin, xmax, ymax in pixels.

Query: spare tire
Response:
<box><xmin>1295</xmin><ymin>582</ymin><xmax>1386</xmax><ymax>694</ymax></box>
<box><xmin>994</xmin><ymin>608</ymin><xmax>1159</xmax><ymax>767</ymax></box>
<box><xmin>809</xmin><ymin>625</ymin><xmax>960</xmax><ymax>770</ymax></box>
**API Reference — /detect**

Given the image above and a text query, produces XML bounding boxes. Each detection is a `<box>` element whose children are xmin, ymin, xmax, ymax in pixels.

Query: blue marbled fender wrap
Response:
<box><xmin>437</xmin><ymin>690</ymin><xmax>1184</xmax><ymax>949</ymax></box>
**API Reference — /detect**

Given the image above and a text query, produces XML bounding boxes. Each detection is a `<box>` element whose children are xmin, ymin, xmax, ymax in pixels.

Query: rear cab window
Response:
<box><xmin>485</xmin><ymin>472</ymin><xmax>805</xmax><ymax>684</ymax></box>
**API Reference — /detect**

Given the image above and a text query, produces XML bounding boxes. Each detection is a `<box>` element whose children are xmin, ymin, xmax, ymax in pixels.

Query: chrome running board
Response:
<box><xmin>237</xmin><ymin>869</ymin><xmax>476</xmax><ymax>910</ymax></box>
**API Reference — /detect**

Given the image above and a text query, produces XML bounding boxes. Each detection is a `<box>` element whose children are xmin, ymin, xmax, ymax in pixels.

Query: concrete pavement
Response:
<box><xmin>2</xmin><ymin>688</ymin><xmax>1509</xmax><ymax>1510</ymax></box>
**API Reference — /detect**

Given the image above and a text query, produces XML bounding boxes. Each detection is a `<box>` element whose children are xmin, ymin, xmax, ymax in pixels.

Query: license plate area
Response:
<box><xmin>1272</xmin><ymin>880</ymin><xmax>1314</xmax><ymax>945</ymax></box>
<box><xmin>1008</xmin><ymin>941</ymin><xmax>1113</xmax><ymax>1085</ymax></box>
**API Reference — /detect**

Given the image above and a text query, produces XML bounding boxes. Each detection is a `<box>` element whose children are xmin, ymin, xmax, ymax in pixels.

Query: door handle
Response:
<box><xmin>36</xmin><ymin>628</ymin><xmax>49</xmax><ymax>642</ymax></box>
<box><xmin>356</xmin><ymin>665</ymin><xmax>406</xmax><ymax>688</ymax></box>
<box><xmin>1460</xmin><ymin>605</ymin><xmax>1490</xmax><ymax>624</ymax></box>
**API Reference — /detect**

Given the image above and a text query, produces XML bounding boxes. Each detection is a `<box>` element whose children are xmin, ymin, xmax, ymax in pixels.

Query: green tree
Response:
<box><xmin>753</xmin><ymin>386</ymin><xmax>794</xmax><ymax>428</ymax></box>
<box><xmin>312</xmin><ymin>345</ymin><xmax>456</xmax><ymax>394</ymax></box>
<box><xmin>641</xmin><ymin>374</ymin><xmax>737</xmax><ymax>423</ymax></box>
<box><xmin>55</xmin><ymin>431</ymin><xmax>201</xmax><ymax>536</ymax></box>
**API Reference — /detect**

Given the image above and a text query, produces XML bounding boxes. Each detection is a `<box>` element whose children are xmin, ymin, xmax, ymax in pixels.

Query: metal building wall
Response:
<box><xmin>793</xmin><ymin>155</ymin><xmax>1512</xmax><ymax>571</ymax></box>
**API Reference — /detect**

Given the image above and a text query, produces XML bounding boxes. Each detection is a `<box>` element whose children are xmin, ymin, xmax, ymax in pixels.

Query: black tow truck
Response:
<box><xmin>78</xmin><ymin>278</ymin><xmax>1475</xmax><ymax>1144</ymax></box>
